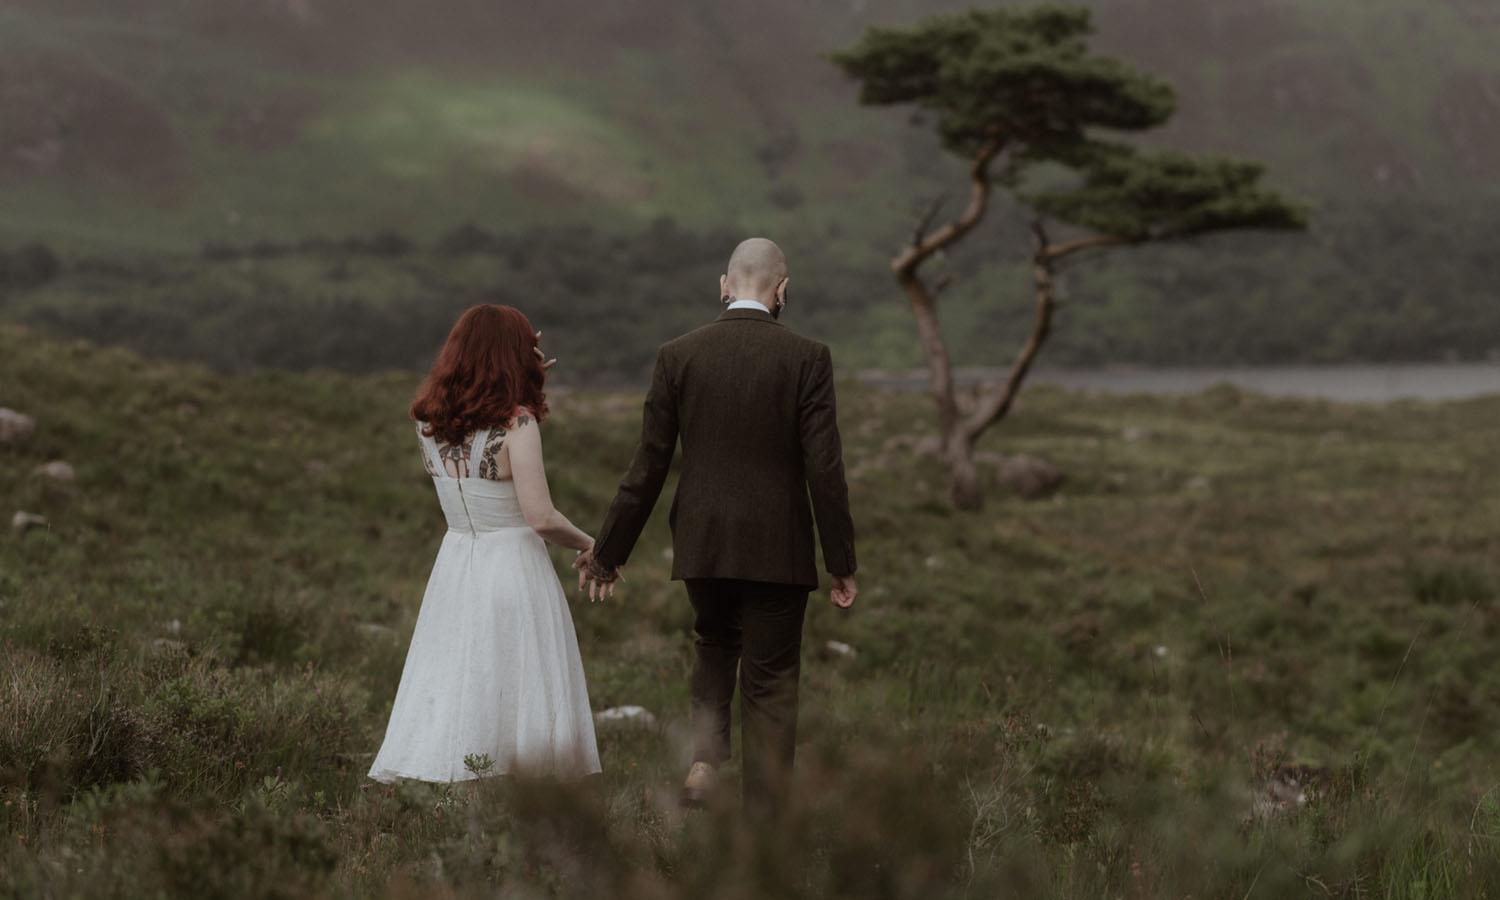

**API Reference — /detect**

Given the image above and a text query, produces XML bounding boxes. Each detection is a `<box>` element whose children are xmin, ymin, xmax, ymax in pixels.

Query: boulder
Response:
<box><xmin>0</xmin><ymin>409</ymin><xmax>35</xmax><ymax>444</ymax></box>
<box><xmin>11</xmin><ymin>511</ymin><xmax>48</xmax><ymax>534</ymax></box>
<box><xmin>594</xmin><ymin>705</ymin><xmax>658</xmax><ymax>730</ymax></box>
<box><xmin>823</xmin><ymin>640</ymin><xmax>858</xmax><ymax>660</ymax></box>
<box><xmin>997</xmin><ymin>454</ymin><xmax>1065</xmax><ymax>499</ymax></box>
<box><xmin>33</xmin><ymin>460</ymin><xmax>76</xmax><ymax>483</ymax></box>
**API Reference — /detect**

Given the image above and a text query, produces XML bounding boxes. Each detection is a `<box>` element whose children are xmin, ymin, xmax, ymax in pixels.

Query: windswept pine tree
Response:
<box><xmin>832</xmin><ymin>5</ymin><xmax>1306</xmax><ymax>510</ymax></box>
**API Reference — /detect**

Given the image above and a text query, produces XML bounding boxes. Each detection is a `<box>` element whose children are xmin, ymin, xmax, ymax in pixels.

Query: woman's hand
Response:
<box><xmin>573</xmin><ymin>546</ymin><xmax>623</xmax><ymax>602</ymax></box>
<box><xmin>572</xmin><ymin>544</ymin><xmax>595</xmax><ymax>590</ymax></box>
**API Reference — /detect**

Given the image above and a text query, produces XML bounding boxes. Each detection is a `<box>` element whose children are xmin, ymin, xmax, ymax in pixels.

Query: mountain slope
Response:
<box><xmin>2</xmin><ymin>0</ymin><xmax>1497</xmax><ymax>369</ymax></box>
<box><xmin>2</xmin><ymin>0</ymin><xmax>1497</xmax><ymax>251</ymax></box>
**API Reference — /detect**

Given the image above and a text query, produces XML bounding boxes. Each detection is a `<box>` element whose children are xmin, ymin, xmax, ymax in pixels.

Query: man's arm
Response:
<box><xmin>800</xmin><ymin>343</ymin><xmax>857</xmax><ymax>580</ymax></box>
<box><xmin>592</xmin><ymin>348</ymin><xmax>679</xmax><ymax>572</ymax></box>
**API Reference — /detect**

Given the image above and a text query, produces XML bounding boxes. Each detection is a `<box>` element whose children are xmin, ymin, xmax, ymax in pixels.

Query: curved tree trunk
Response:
<box><xmin>941</xmin><ymin>224</ymin><xmax>1059</xmax><ymax>510</ymax></box>
<box><xmin>889</xmin><ymin>138</ymin><xmax>1004</xmax><ymax>509</ymax></box>
<box><xmin>961</xmin><ymin>222</ymin><xmax>1063</xmax><ymax>445</ymax></box>
<box><xmin>963</xmin><ymin>224</ymin><xmax>1132</xmax><ymax>445</ymax></box>
<box><xmin>898</xmin><ymin>270</ymin><xmax>961</xmax><ymax>441</ymax></box>
<box><xmin>946</xmin><ymin>427</ymin><xmax>983</xmax><ymax>510</ymax></box>
<box><xmin>888</xmin><ymin>142</ymin><xmax>1127</xmax><ymax>510</ymax></box>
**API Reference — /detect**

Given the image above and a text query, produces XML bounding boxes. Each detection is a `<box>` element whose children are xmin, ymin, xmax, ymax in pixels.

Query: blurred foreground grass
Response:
<box><xmin>3</xmin><ymin>325</ymin><xmax>1500</xmax><ymax>897</ymax></box>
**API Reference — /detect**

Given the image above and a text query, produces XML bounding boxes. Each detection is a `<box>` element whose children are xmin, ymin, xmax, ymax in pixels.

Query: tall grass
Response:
<box><xmin>3</xmin><ymin>326</ymin><xmax>1500</xmax><ymax>896</ymax></box>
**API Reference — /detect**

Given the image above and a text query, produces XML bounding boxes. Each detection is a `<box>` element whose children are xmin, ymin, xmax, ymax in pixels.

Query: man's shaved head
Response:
<box><xmin>724</xmin><ymin>238</ymin><xmax>788</xmax><ymax>300</ymax></box>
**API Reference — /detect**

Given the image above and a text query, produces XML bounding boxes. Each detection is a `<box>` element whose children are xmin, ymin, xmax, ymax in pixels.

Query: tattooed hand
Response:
<box><xmin>573</xmin><ymin>549</ymin><xmax>623</xmax><ymax>602</ymax></box>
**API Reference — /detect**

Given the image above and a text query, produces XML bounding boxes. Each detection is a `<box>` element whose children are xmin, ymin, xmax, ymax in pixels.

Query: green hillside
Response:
<box><xmin>2</xmin><ymin>0</ymin><xmax>1498</xmax><ymax>370</ymax></box>
<box><xmin>4</xmin><ymin>326</ymin><xmax>1500</xmax><ymax>895</ymax></box>
<box><xmin>3</xmin><ymin>0</ymin><xmax>1498</xmax><ymax>251</ymax></box>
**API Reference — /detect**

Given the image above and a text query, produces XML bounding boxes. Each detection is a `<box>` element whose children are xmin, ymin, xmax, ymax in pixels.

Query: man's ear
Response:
<box><xmin>719</xmin><ymin>274</ymin><xmax>730</xmax><ymax>304</ymax></box>
<box><xmin>776</xmin><ymin>277</ymin><xmax>789</xmax><ymax>305</ymax></box>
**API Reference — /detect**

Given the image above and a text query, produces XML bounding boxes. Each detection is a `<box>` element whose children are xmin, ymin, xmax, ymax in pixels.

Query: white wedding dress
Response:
<box><xmin>368</xmin><ymin>423</ymin><xmax>601</xmax><ymax>783</ymax></box>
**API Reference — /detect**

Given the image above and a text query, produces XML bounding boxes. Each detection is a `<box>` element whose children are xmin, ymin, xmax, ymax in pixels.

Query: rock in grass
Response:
<box><xmin>33</xmin><ymin>460</ymin><xmax>76</xmax><ymax>483</ymax></box>
<box><xmin>824</xmin><ymin>640</ymin><xmax>858</xmax><ymax>660</ymax></box>
<box><xmin>356</xmin><ymin>622</ymin><xmax>396</xmax><ymax>639</ymax></box>
<box><xmin>11</xmin><ymin>511</ymin><xmax>48</xmax><ymax>534</ymax></box>
<box><xmin>1248</xmin><ymin>764</ymin><xmax>1329</xmax><ymax>823</ymax></box>
<box><xmin>997</xmin><ymin>454</ymin><xmax>1065</xmax><ymax>499</ymax></box>
<box><xmin>594</xmin><ymin>706</ymin><xmax>658</xmax><ymax>730</ymax></box>
<box><xmin>0</xmin><ymin>409</ymin><xmax>35</xmax><ymax>444</ymax></box>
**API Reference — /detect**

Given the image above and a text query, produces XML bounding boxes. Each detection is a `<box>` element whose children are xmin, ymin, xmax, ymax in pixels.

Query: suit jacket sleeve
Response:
<box><xmin>593</xmin><ymin>348</ymin><xmax>679</xmax><ymax>570</ymax></box>
<box><xmin>800</xmin><ymin>343</ymin><xmax>857</xmax><ymax>577</ymax></box>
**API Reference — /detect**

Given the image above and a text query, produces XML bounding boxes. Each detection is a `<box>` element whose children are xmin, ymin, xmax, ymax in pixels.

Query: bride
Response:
<box><xmin>368</xmin><ymin>304</ymin><xmax>601</xmax><ymax>783</ymax></box>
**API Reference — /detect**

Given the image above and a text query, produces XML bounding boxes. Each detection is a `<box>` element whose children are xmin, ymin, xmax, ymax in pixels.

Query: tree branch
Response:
<box><xmin>1031</xmin><ymin>219</ymin><xmax>1051</xmax><ymax>254</ymax></box>
<box><xmin>911</xmin><ymin>194</ymin><xmax>948</xmax><ymax>247</ymax></box>
<box><xmin>961</xmin><ymin>226</ymin><xmax>1138</xmax><ymax>439</ymax></box>
<box><xmin>962</xmin><ymin>220</ymin><xmax>1060</xmax><ymax>440</ymax></box>
<box><xmin>897</xmin><ymin>273</ymin><xmax>962</xmax><ymax>435</ymax></box>
<box><xmin>892</xmin><ymin>137</ymin><xmax>1006</xmax><ymax>275</ymax></box>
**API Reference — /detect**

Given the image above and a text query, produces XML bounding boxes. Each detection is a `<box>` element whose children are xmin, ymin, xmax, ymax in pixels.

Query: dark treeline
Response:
<box><xmin>1058</xmin><ymin>201</ymin><xmax>1500</xmax><ymax>364</ymax></box>
<box><xmin>0</xmin><ymin>221</ymin><xmax>881</xmax><ymax>380</ymax></box>
<box><xmin>0</xmin><ymin>207</ymin><xmax>1495</xmax><ymax>379</ymax></box>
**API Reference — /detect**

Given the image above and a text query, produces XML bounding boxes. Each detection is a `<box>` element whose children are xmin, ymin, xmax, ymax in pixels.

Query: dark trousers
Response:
<box><xmin>686</xmin><ymin>578</ymin><xmax>810</xmax><ymax>819</ymax></box>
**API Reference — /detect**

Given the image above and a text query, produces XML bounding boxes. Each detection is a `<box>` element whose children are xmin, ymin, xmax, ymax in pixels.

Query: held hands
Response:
<box><xmin>830</xmin><ymin>575</ymin><xmax>858</xmax><ymax>609</ymax></box>
<box><xmin>573</xmin><ymin>545</ymin><xmax>623</xmax><ymax>603</ymax></box>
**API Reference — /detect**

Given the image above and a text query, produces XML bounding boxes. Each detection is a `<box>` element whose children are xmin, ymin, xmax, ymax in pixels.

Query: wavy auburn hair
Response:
<box><xmin>410</xmin><ymin>304</ymin><xmax>549</xmax><ymax>446</ymax></box>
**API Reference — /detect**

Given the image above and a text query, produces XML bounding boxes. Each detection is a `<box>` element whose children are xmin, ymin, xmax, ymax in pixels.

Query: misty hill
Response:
<box><xmin>3</xmin><ymin>0</ymin><xmax>1497</xmax><ymax>247</ymax></box>
<box><xmin>1</xmin><ymin>0</ymin><xmax>1497</xmax><ymax>366</ymax></box>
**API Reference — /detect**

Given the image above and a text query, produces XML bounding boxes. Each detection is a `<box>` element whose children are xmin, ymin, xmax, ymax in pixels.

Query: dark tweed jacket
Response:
<box><xmin>592</xmin><ymin>307</ymin><xmax>857</xmax><ymax>589</ymax></box>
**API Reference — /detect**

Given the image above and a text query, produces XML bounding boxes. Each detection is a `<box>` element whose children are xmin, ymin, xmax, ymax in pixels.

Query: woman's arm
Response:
<box><xmin>506</xmin><ymin>415</ymin><xmax>594</xmax><ymax>552</ymax></box>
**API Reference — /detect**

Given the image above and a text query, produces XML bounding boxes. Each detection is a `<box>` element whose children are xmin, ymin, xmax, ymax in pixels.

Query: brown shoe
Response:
<box><xmin>680</xmin><ymin>761</ymin><xmax>717</xmax><ymax>809</ymax></box>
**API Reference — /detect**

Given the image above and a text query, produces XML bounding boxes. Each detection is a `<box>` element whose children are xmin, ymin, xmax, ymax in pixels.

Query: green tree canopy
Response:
<box><xmin>831</xmin><ymin>6</ymin><xmax>1305</xmax><ymax>245</ymax></box>
<box><xmin>830</xmin><ymin>7</ymin><xmax>1176</xmax><ymax>154</ymax></box>
<box><xmin>1022</xmin><ymin>141</ymin><xmax>1307</xmax><ymax>243</ymax></box>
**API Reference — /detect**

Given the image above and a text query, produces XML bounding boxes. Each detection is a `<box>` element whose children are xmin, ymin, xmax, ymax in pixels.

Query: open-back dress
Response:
<box><xmin>367</xmin><ymin>422</ymin><xmax>601</xmax><ymax>783</ymax></box>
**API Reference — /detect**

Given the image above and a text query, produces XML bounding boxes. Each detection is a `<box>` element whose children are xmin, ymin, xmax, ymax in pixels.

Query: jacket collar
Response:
<box><xmin>716</xmin><ymin>307</ymin><xmax>782</xmax><ymax>326</ymax></box>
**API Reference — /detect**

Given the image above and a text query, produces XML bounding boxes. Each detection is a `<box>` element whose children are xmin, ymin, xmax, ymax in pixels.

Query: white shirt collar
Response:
<box><xmin>726</xmin><ymin>298</ymin><xmax>772</xmax><ymax>315</ymax></box>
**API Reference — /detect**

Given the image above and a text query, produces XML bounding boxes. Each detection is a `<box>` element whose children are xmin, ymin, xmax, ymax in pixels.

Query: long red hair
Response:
<box><xmin>410</xmin><ymin>304</ymin><xmax>549</xmax><ymax>445</ymax></box>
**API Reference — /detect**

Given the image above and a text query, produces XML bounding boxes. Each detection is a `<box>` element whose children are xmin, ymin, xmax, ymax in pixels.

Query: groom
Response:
<box><xmin>579</xmin><ymin>237</ymin><xmax>858</xmax><ymax>819</ymax></box>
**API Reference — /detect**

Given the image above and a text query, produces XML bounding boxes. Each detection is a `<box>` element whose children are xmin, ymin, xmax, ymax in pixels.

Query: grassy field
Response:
<box><xmin>3</xmin><ymin>325</ymin><xmax>1500</xmax><ymax>897</ymax></box>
